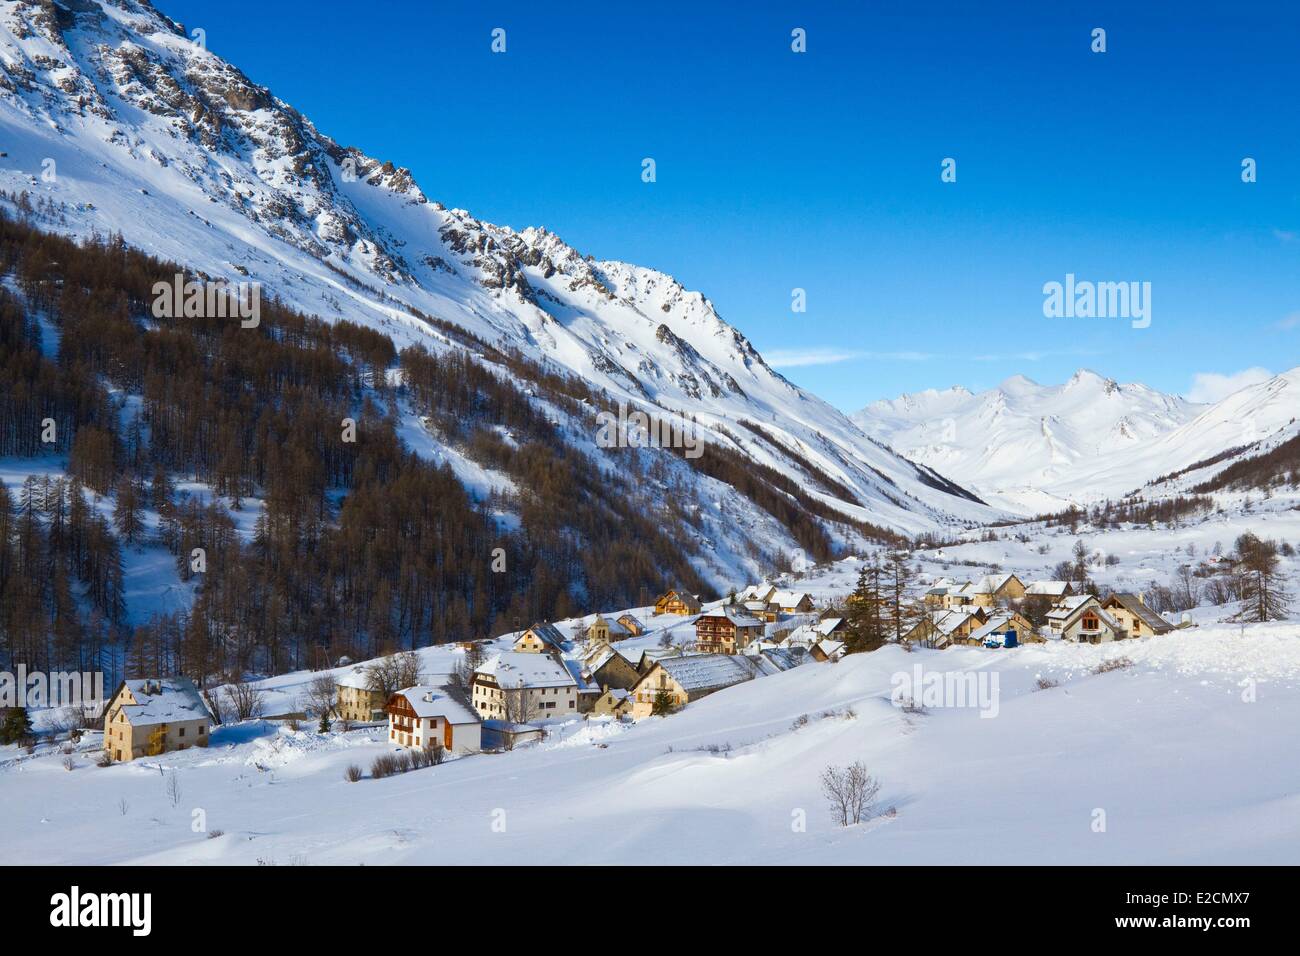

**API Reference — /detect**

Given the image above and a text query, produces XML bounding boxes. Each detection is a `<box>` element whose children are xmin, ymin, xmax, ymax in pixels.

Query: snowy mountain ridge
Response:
<box><xmin>857</xmin><ymin>367</ymin><xmax>1300</xmax><ymax>513</ymax></box>
<box><xmin>0</xmin><ymin>0</ymin><xmax>1002</xmax><ymax>580</ymax></box>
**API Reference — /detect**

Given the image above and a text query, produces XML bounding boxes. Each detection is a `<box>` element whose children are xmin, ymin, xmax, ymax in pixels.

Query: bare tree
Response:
<box><xmin>223</xmin><ymin>679</ymin><xmax>265</xmax><ymax>721</ymax></box>
<box><xmin>365</xmin><ymin>651</ymin><xmax>423</xmax><ymax>699</ymax></box>
<box><xmin>165</xmin><ymin>770</ymin><xmax>182</xmax><ymax>808</ymax></box>
<box><xmin>302</xmin><ymin>674</ymin><xmax>338</xmax><ymax>718</ymax></box>
<box><xmin>449</xmin><ymin>642</ymin><xmax>484</xmax><ymax>695</ymax></box>
<box><xmin>820</xmin><ymin>761</ymin><xmax>881</xmax><ymax>827</ymax></box>
<box><xmin>502</xmin><ymin>681</ymin><xmax>539</xmax><ymax>725</ymax></box>
<box><xmin>1232</xmin><ymin>532</ymin><xmax>1293</xmax><ymax>622</ymax></box>
<box><xmin>1171</xmin><ymin>564</ymin><xmax>1200</xmax><ymax>612</ymax></box>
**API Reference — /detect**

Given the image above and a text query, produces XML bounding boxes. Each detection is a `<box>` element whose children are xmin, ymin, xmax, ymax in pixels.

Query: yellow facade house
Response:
<box><xmin>512</xmin><ymin>622</ymin><xmax>568</xmax><ymax>654</ymax></box>
<box><xmin>616</xmin><ymin>613</ymin><xmax>647</xmax><ymax>636</ymax></box>
<box><xmin>335</xmin><ymin>667</ymin><xmax>387</xmax><ymax>722</ymax></box>
<box><xmin>1101</xmin><ymin>593</ymin><xmax>1175</xmax><ymax>638</ymax></box>
<box><xmin>653</xmin><ymin>589</ymin><xmax>702</xmax><ymax>616</ymax></box>
<box><xmin>628</xmin><ymin>654</ymin><xmax>758</xmax><ymax>718</ymax></box>
<box><xmin>964</xmin><ymin>574</ymin><xmax>1026</xmax><ymax>608</ymax></box>
<box><xmin>102</xmin><ymin>677</ymin><xmax>212</xmax><ymax>763</ymax></box>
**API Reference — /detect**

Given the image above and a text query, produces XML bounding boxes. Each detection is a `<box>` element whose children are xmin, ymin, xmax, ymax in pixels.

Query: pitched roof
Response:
<box><xmin>476</xmin><ymin>651</ymin><xmax>578</xmax><ymax>689</ymax></box>
<box><xmin>771</xmin><ymin>589</ymin><xmax>813</xmax><ymax>607</ymax></box>
<box><xmin>816</xmin><ymin>617</ymin><xmax>844</xmax><ymax>635</ymax></box>
<box><xmin>812</xmin><ymin>639</ymin><xmax>845</xmax><ymax>658</ymax></box>
<box><xmin>967</xmin><ymin>612</ymin><xmax>1029</xmax><ymax>645</ymax></box>
<box><xmin>586</xmin><ymin>614</ymin><xmax>631</xmax><ymax>638</ymax></box>
<box><xmin>116</xmin><ymin>678</ymin><xmax>211</xmax><ymax>727</ymax></box>
<box><xmin>1025</xmin><ymin>580</ymin><xmax>1071</xmax><ymax>596</ymax></box>
<box><xmin>392</xmin><ymin>686</ymin><xmax>479</xmax><ymax>724</ymax></box>
<box><xmin>931</xmin><ymin>608</ymin><xmax>979</xmax><ymax>634</ymax></box>
<box><xmin>561</xmin><ymin>657</ymin><xmax>601</xmax><ymax>693</ymax></box>
<box><xmin>522</xmin><ymin>622</ymin><xmax>568</xmax><ymax>650</ymax></box>
<box><xmin>335</xmin><ymin>667</ymin><xmax>374</xmax><ymax>690</ymax></box>
<box><xmin>701</xmin><ymin>606</ymin><xmax>764</xmax><ymax>627</ymax></box>
<box><xmin>650</xmin><ymin>654</ymin><xmax>758</xmax><ymax>693</ymax></box>
<box><xmin>1104</xmin><ymin>593</ymin><xmax>1175</xmax><ymax>633</ymax></box>
<box><xmin>781</xmin><ymin>623</ymin><xmax>821</xmax><ymax>646</ymax></box>
<box><xmin>586</xmin><ymin>646</ymin><xmax>637</xmax><ymax>674</ymax></box>
<box><xmin>1047</xmin><ymin>595</ymin><xmax>1120</xmax><ymax>631</ymax></box>
<box><xmin>758</xmin><ymin>647</ymin><xmax>804</xmax><ymax>671</ymax></box>
<box><xmin>968</xmin><ymin>573</ymin><xmax>1020</xmax><ymax>595</ymax></box>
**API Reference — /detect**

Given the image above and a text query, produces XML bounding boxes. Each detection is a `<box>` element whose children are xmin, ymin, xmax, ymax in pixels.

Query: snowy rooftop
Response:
<box><xmin>968</xmin><ymin>613</ymin><xmax>1028</xmax><ymax>644</ymax></box>
<box><xmin>702</xmin><ymin>606</ymin><xmax>763</xmax><ymax>627</ymax></box>
<box><xmin>932</xmin><ymin>609</ymin><xmax>979</xmax><ymax>634</ymax></box>
<box><xmin>523</xmin><ymin>622</ymin><xmax>568</xmax><ymax>650</ymax></box>
<box><xmin>1026</xmin><ymin>580</ymin><xmax>1071</xmax><ymax>596</ymax></box>
<box><xmin>771</xmin><ymin>590</ymin><xmax>812</xmax><ymax>607</ymax></box>
<box><xmin>335</xmin><ymin>667</ymin><xmax>373</xmax><ymax>690</ymax></box>
<box><xmin>652</xmin><ymin>654</ymin><xmax>758</xmax><ymax>692</ymax></box>
<box><xmin>477</xmin><ymin>651</ymin><xmax>578</xmax><ymax>689</ymax></box>
<box><xmin>393</xmin><ymin>686</ymin><xmax>479</xmax><ymax>725</ymax></box>
<box><xmin>1106</xmin><ymin>593</ymin><xmax>1175</xmax><ymax>632</ymax></box>
<box><xmin>117</xmin><ymin>678</ymin><xmax>210</xmax><ymax>727</ymax></box>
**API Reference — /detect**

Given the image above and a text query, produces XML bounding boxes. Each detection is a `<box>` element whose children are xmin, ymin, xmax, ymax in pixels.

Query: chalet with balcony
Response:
<box><xmin>694</xmin><ymin>606</ymin><xmax>765</xmax><ymax>654</ymax></box>
<box><xmin>1047</xmin><ymin>595</ymin><xmax>1122</xmax><ymax>644</ymax></box>
<box><xmin>386</xmin><ymin>686</ymin><xmax>482</xmax><ymax>754</ymax></box>
<box><xmin>653</xmin><ymin>589</ymin><xmax>703</xmax><ymax>616</ymax></box>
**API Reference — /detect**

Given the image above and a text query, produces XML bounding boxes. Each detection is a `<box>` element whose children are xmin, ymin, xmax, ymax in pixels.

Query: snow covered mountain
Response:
<box><xmin>854</xmin><ymin>370</ymin><xmax>1202</xmax><ymax>512</ymax></box>
<box><xmin>855</xmin><ymin>367</ymin><xmax>1300</xmax><ymax>514</ymax></box>
<box><xmin>0</xmin><ymin>0</ymin><xmax>999</xmax><ymax>583</ymax></box>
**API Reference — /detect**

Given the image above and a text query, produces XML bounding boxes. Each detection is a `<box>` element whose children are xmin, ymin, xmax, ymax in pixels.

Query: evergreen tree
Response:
<box><xmin>0</xmin><ymin>706</ymin><xmax>32</xmax><ymax>744</ymax></box>
<box><xmin>844</xmin><ymin>559</ymin><xmax>887</xmax><ymax>654</ymax></box>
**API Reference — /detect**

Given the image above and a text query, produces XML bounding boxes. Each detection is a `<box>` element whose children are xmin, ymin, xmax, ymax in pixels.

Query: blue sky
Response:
<box><xmin>160</xmin><ymin>0</ymin><xmax>1299</xmax><ymax>410</ymax></box>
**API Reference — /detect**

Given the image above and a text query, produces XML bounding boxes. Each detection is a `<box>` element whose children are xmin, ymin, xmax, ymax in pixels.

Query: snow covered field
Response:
<box><xmin>4</xmin><ymin>619</ymin><xmax>1298</xmax><ymax>866</ymax></box>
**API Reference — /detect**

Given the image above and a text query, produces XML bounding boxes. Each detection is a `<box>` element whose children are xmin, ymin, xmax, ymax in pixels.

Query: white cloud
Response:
<box><xmin>1187</xmin><ymin>367</ymin><xmax>1273</xmax><ymax>404</ymax></box>
<box><xmin>764</xmin><ymin>348</ymin><xmax>933</xmax><ymax>368</ymax></box>
<box><xmin>1274</xmin><ymin>311</ymin><xmax>1300</xmax><ymax>330</ymax></box>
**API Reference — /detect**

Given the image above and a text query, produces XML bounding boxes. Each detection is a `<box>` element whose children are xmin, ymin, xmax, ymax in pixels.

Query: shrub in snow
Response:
<box><xmin>1093</xmin><ymin>657</ymin><xmax>1134</xmax><ymax>675</ymax></box>
<box><xmin>97</xmin><ymin>751</ymin><xmax>113</xmax><ymax>768</ymax></box>
<box><xmin>62</xmin><ymin>755</ymin><xmax>76</xmax><ymax>771</ymax></box>
<box><xmin>821</xmin><ymin>761</ymin><xmax>880</xmax><ymax>827</ymax></box>
<box><xmin>409</xmin><ymin>744</ymin><xmax>444</xmax><ymax>769</ymax></box>
<box><xmin>1034</xmin><ymin>677</ymin><xmax>1060</xmax><ymax>691</ymax></box>
<box><xmin>207</xmin><ymin>829</ymin><xmax>224</xmax><ymax>839</ymax></box>
<box><xmin>370</xmin><ymin>754</ymin><xmax>401</xmax><ymax>778</ymax></box>
<box><xmin>344</xmin><ymin>764</ymin><xmax>362</xmax><ymax>783</ymax></box>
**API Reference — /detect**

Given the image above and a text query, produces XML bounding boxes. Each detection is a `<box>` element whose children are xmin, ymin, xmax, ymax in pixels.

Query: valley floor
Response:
<box><xmin>4</xmin><ymin>624</ymin><xmax>1298</xmax><ymax>865</ymax></box>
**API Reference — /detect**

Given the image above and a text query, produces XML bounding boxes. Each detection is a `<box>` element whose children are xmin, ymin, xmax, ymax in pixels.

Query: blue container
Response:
<box><xmin>1004</xmin><ymin>630</ymin><xmax>1018</xmax><ymax>648</ymax></box>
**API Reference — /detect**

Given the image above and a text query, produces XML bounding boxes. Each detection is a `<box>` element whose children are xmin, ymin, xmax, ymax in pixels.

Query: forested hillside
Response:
<box><xmin>0</xmin><ymin>207</ymin><xmax>737</xmax><ymax>683</ymax></box>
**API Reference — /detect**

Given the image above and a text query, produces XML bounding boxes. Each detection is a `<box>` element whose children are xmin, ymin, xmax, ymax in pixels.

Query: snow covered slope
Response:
<box><xmin>0</xmin><ymin>0</ymin><xmax>999</xmax><ymax>553</ymax></box>
<box><xmin>6</xmin><ymin>626</ymin><xmax>1300</xmax><ymax>865</ymax></box>
<box><xmin>856</xmin><ymin>367</ymin><xmax>1300</xmax><ymax>514</ymax></box>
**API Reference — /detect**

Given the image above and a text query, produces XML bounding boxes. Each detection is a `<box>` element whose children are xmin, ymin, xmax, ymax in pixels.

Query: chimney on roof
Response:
<box><xmin>1137</xmin><ymin>591</ymin><xmax>1146</xmax><ymax>606</ymax></box>
<box><xmin>423</xmin><ymin>691</ymin><xmax>435</xmax><ymax>703</ymax></box>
